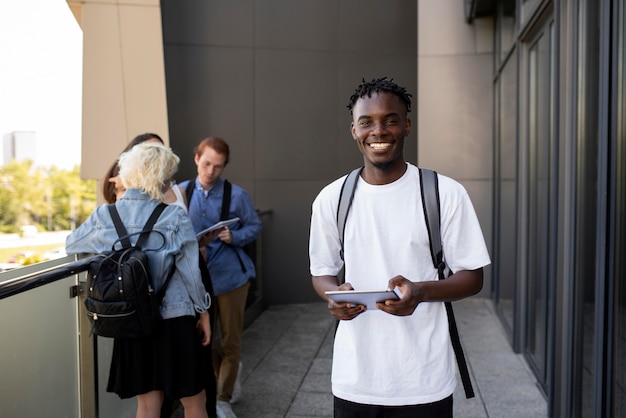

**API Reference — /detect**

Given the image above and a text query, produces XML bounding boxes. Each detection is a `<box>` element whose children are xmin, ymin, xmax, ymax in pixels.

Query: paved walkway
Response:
<box><xmin>182</xmin><ymin>298</ymin><xmax>549</xmax><ymax>417</ymax></box>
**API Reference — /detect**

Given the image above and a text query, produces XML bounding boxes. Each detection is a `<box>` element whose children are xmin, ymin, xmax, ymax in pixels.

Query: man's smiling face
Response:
<box><xmin>350</xmin><ymin>91</ymin><xmax>411</xmax><ymax>171</ymax></box>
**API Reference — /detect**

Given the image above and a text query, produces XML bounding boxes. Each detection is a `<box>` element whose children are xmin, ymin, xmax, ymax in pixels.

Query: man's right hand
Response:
<box><xmin>197</xmin><ymin>227</ymin><xmax>224</xmax><ymax>247</ymax></box>
<box><xmin>312</xmin><ymin>277</ymin><xmax>366</xmax><ymax>320</ymax></box>
<box><xmin>328</xmin><ymin>297</ymin><xmax>367</xmax><ymax>320</ymax></box>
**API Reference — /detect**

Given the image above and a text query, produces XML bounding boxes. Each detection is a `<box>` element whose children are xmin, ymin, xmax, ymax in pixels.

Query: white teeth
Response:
<box><xmin>369</xmin><ymin>143</ymin><xmax>391</xmax><ymax>150</ymax></box>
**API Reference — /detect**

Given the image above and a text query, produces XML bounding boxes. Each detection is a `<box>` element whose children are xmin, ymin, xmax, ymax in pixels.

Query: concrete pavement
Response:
<box><xmin>217</xmin><ymin>297</ymin><xmax>548</xmax><ymax>418</ymax></box>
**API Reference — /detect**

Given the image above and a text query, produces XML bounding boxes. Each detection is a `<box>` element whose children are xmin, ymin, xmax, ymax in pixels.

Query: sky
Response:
<box><xmin>0</xmin><ymin>0</ymin><xmax>82</xmax><ymax>170</ymax></box>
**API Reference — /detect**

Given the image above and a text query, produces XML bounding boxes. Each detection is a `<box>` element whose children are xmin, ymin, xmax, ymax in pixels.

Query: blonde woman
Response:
<box><xmin>66</xmin><ymin>143</ymin><xmax>211</xmax><ymax>418</ymax></box>
<box><xmin>103</xmin><ymin>132</ymin><xmax>189</xmax><ymax>208</ymax></box>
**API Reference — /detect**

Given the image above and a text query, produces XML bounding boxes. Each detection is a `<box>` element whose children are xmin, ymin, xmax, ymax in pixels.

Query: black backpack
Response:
<box><xmin>337</xmin><ymin>167</ymin><xmax>475</xmax><ymax>399</ymax></box>
<box><xmin>84</xmin><ymin>203</ymin><xmax>174</xmax><ymax>339</ymax></box>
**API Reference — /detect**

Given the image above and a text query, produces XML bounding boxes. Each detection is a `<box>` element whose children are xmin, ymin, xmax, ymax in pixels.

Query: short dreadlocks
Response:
<box><xmin>347</xmin><ymin>77</ymin><xmax>412</xmax><ymax>115</ymax></box>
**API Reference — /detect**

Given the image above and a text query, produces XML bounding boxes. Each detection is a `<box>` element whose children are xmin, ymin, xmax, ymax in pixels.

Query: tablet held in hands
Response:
<box><xmin>195</xmin><ymin>217</ymin><xmax>240</xmax><ymax>240</ymax></box>
<box><xmin>325</xmin><ymin>287</ymin><xmax>402</xmax><ymax>309</ymax></box>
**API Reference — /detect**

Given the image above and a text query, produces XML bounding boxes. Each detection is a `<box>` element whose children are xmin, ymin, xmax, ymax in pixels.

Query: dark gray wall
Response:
<box><xmin>161</xmin><ymin>0</ymin><xmax>417</xmax><ymax>305</ymax></box>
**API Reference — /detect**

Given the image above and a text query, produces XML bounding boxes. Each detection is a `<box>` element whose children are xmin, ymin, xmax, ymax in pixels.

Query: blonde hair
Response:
<box><xmin>118</xmin><ymin>143</ymin><xmax>180</xmax><ymax>201</ymax></box>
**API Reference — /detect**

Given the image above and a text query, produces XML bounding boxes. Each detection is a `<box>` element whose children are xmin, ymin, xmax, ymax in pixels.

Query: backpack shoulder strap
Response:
<box><xmin>419</xmin><ymin>168</ymin><xmax>443</xmax><ymax>273</ymax></box>
<box><xmin>107</xmin><ymin>202</ymin><xmax>172</xmax><ymax>299</ymax></box>
<box><xmin>135</xmin><ymin>203</ymin><xmax>168</xmax><ymax>248</ymax></box>
<box><xmin>185</xmin><ymin>178</ymin><xmax>196</xmax><ymax>205</ymax></box>
<box><xmin>220</xmin><ymin>180</ymin><xmax>232</xmax><ymax>221</ymax></box>
<box><xmin>139</xmin><ymin>203</ymin><xmax>171</xmax><ymax>299</ymax></box>
<box><xmin>108</xmin><ymin>203</ymin><xmax>167</xmax><ymax>250</ymax></box>
<box><xmin>186</xmin><ymin>177</ymin><xmax>231</xmax><ymax>221</ymax></box>
<box><xmin>108</xmin><ymin>204</ymin><xmax>131</xmax><ymax>248</ymax></box>
<box><xmin>337</xmin><ymin>168</ymin><xmax>362</xmax><ymax>264</ymax></box>
<box><xmin>419</xmin><ymin>168</ymin><xmax>475</xmax><ymax>399</ymax></box>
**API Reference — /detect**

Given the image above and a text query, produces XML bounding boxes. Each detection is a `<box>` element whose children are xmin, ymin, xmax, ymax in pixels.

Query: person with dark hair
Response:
<box><xmin>309</xmin><ymin>77</ymin><xmax>491</xmax><ymax>417</ymax></box>
<box><xmin>346</xmin><ymin>76</ymin><xmax>413</xmax><ymax>115</ymax></box>
<box><xmin>102</xmin><ymin>133</ymin><xmax>165</xmax><ymax>203</ymax></box>
<box><xmin>67</xmin><ymin>143</ymin><xmax>211</xmax><ymax>418</ymax></box>
<box><xmin>180</xmin><ymin>137</ymin><xmax>262</xmax><ymax>418</ymax></box>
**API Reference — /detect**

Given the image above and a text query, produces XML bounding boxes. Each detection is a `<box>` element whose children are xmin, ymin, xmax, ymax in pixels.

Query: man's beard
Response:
<box><xmin>371</xmin><ymin>149</ymin><xmax>402</xmax><ymax>170</ymax></box>
<box><xmin>372</xmin><ymin>160</ymin><xmax>394</xmax><ymax>170</ymax></box>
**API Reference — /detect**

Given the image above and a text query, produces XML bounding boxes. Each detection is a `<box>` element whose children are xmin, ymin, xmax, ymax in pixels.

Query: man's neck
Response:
<box><xmin>361</xmin><ymin>160</ymin><xmax>407</xmax><ymax>185</ymax></box>
<box><xmin>199</xmin><ymin>178</ymin><xmax>219</xmax><ymax>191</ymax></box>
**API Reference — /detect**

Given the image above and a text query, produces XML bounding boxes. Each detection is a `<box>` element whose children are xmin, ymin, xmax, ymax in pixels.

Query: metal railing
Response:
<box><xmin>0</xmin><ymin>256</ymin><xmax>103</xmax><ymax>418</ymax></box>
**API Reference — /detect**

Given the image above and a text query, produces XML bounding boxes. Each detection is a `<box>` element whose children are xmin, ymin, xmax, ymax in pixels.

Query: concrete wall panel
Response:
<box><xmin>80</xmin><ymin>1</ymin><xmax>168</xmax><ymax>182</ymax></box>
<box><xmin>418</xmin><ymin>0</ymin><xmax>479</xmax><ymax>56</ymax></box>
<box><xmin>339</xmin><ymin>0</ymin><xmax>417</xmax><ymax>55</ymax></box>
<box><xmin>161</xmin><ymin>0</ymin><xmax>254</xmax><ymax>46</ymax></box>
<box><xmin>164</xmin><ymin>45</ymin><xmax>255</xmax><ymax>182</ymax></box>
<box><xmin>255</xmin><ymin>179</ymin><xmax>328</xmax><ymax>304</ymax></box>
<box><xmin>161</xmin><ymin>0</ymin><xmax>418</xmax><ymax>304</ymax></box>
<box><xmin>255</xmin><ymin>49</ymin><xmax>338</xmax><ymax>180</ymax></box>
<box><xmin>418</xmin><ymin>54</ymin><xmax>493</xmax><ymax>180</ymax></box>
<box><xmin>255</xmin><ymin>0</ymin><xmax>339</xmax><ymax>50</ymax></box>
<box><xmin>81</xmin><ymin>3</ymin><xmax>127</xmax><ymax>179</ymax></box>
<box><xmin>119</xmin><ymin>6</ymin><xmax>169</xmax><ymax>142</ymax></box>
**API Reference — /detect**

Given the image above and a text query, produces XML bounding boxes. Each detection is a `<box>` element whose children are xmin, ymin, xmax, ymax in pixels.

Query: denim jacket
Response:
<box><xmin>65</xmin><ymin>189</ymin><xmax>210</xmax><ymax>319</ymax></box>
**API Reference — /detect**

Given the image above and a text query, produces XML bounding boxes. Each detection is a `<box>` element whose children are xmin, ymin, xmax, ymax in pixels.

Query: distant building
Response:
<box><xmin>2</xmin><ymin>131</ymin><xmax>37</xmax><ymax>165</ymax></box>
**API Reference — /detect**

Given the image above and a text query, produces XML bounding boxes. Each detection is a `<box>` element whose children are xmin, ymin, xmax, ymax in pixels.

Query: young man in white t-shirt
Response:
<box><xmin>309</xmin><ymin>77</ymin><xmax>491</xmax><ymax>417</ymax></box>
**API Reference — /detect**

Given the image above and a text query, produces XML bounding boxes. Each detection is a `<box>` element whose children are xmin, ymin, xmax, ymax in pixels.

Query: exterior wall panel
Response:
<box><xmin>162</xmin><ymin>0</ymin><xmax>417</xmax><ymax>305</ymax></box>
<box><xmin>80</xmin><ymin>0</ymin><xmax>169</xmax><ymax>181</ymax></box>
<box><xmin>418</xmin><ymin>0</ymin><xmax>494</xmax><ymax>297</ymax></box>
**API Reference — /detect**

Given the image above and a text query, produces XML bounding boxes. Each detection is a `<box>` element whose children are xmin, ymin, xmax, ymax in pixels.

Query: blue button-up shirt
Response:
<box><xmin>181</xmin><ymin>177</ymin><xmax>262</xmax><ymax>296</ymax></box>
<box><xmin>65</xmin><ymin>189</ymin><xmax>210</xmax><ymax>319</ymax></box>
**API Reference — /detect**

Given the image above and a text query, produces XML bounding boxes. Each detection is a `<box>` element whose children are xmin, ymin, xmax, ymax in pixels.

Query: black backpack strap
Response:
<box><xmin>107</xmin><ymin>203</ymin><xmax>167</xmax><ymax>249</ymax></box>
<box><xmin>143</xmin><ymin>203</ymin><xmax>172</xmax><ymax>300</ymax></box>
<box><xmin>185</xmin><ymin>178</ymin><xmax>196</xmax><ymax>205</ymax></box>
<box><xmin>419</xmin><ymin>168</ymin><xmax>475</xmax><ymax>399</ymax></box>
<box><xmin>419</xmin><ymin>169</ymin><xmax>443</xmax><ymax>273</ymax></box>
<box><xmin>156</xmin><ymin>263</ymin><xmax>176</xmax><ymax>302</ymax></box>
<box><xmin>220</xmin><ymin>180</ymin><xmax>247</xmax><ymax>273</ymax></box>
<box><xmin>185</xmin><ymin>178</ymin><xmax>232</xmax><ymax>221</ymax></box>
<box><xmin>337</xmin><ymin>168</ymin><xmax>362</xmax><ymax>264</ymax></box>
<box><xmin>220</xmin><ymin>180</ymin><xmax>232</xmax><ymax>221</ymax></box>
<box><xmin>336</xmin><ymin>167</ymin><xmax>362</xmax><ymax>285</ymax></box>
<box><xmin>135</xmin><ymin>203</ymin><xmax>168</xmax><ymax>248</ymax></box>
<box><xmin>108</xmin><ymin>204</ymin><xmax>131</xmax><ymax>248</ymax></box>
<box><xmin>108</xmin><ymin>202</ymin><xmax>172</xmax><ymax>301</ymax></box>
<box><xmin>138</xmin><ymin>203</ymin><xmax>171</xmax><ymax>301</ymax></box>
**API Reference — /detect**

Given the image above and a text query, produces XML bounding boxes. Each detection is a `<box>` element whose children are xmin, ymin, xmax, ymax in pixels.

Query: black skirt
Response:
<box><xmin>107</xmin><ymin>315</ymin><xmax>207</xmax><ymax>400</ymax></box>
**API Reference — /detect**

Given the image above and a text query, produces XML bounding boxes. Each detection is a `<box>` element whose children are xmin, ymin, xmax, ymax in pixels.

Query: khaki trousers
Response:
<box><xmin>213</xmin><ymin>281</ymin><xmax>249</xmax><ymax>402</ymax></box>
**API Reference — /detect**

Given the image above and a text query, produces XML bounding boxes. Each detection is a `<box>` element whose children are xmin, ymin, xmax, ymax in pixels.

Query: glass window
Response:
<box><xmin>573</xmin><ymin>1</ymin><xmax>600</xmax><ymax>415</ymax></box>
<box><xmin>613</xmin><ymin>1</ymin><xmax>626</xmax><ymax>415</ymax></box>
<box><xmin>495</xmin><ymin>49</ymin><xmax>518</xmax><ymax>334</ymax></box>
<box><xmin>497</xmin><ymin>0</ymin><xmax>517</xmax><ymax>66</ymax></box>
<box><xmin>525</xmin><ymin>21</ymin><xmax>555</xmax><ymax>391</ymax></box>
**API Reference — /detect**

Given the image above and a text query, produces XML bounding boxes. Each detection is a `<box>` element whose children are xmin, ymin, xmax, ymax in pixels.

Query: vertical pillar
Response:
<box><xmin>68</xmin><ymin>0</ymin><xmax>169</xmax><ymax>183</ymax></box>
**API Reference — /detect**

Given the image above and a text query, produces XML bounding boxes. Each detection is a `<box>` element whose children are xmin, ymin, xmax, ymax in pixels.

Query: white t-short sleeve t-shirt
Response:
<box><xmin>309</xmin><ymin>163</ymin><xmax>490</xmax><ymax>406</ymax></box>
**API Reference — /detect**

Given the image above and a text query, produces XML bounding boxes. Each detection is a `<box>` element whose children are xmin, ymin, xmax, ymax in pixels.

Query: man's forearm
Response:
<box><xmin>311</xmin><ymin>275</ymin><xmax>340</xmax><ymax>301</ymax></box>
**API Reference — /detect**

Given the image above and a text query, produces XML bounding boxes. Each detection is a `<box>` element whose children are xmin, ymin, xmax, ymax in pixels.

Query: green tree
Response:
<box><xmin>0</xmin><ymin>160</ymin><xmax>45</xmax><ymax>231</ymax></box>
<box><xmin>0</xmin><ymin>185</ymin><xmax>19</xmax><ymax>233</ymax></box>
<box><xmin>0</xmin><ymin>161</ymin><xmax>96</xmax><ymax>232</ymax></box>
<box><xmin>47</xmin><ymin>166</ymin><xmax>97</xmax><ymax>230</ymax></box>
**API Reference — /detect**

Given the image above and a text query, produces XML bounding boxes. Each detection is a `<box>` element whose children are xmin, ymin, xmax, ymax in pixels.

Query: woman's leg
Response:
<box><xmin>180</xmin><ymin>389</ymin><xmax>209</xmax><ymax>418</ymax></box>
<box><xmin>137</xmin><ymin>390</ymin><xmax>164</xmax><ymax>418</ymax></box>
